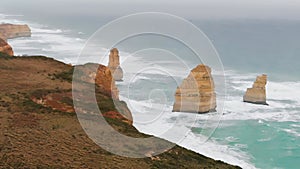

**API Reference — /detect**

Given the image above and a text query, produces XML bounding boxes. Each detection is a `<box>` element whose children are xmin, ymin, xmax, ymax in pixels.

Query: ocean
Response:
<box><xmin>1</xmin><ymin>11</ymin><xmax>300</xmax><ymax>169</ymax></box>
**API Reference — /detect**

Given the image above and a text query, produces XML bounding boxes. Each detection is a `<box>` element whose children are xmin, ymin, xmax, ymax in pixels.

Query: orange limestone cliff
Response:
<box><xmin>0</xmin><ymin>24</ymin><xmax>31</xmax><ymax>41</ymax></box>
<box><xmin>243</xmin><ymin>74</ymin><xmax>268</xmax><ymax>105</ymax></box>
<box><xmin>74</xmin><ymin>63</ymin><xmax>132</xmax><ymax>124</ymax></box>
<box><xmin>76</xmin><ymin>63</ymin><xmax>119</xmax><ymax>100</ymax></box>
<box><xmin>172</xmin><ymin>64</ymin><xmax>217</xmax><ymax>113</ymax></box>
<box><xmin>108</xmin><ymin>48</ymin><xmax>123</xmax><ymax>81</ymax></box>
<box><xmin>0</xmin><ymin>38</ymin><xmax>14</xmax><ymax>56</ymax></box>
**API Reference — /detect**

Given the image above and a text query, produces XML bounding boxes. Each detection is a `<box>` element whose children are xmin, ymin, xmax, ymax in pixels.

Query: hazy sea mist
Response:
<box><xmin>1</xmin><ymin>4</ymin><xmax>300</xmax><ymax>169</ymax></box>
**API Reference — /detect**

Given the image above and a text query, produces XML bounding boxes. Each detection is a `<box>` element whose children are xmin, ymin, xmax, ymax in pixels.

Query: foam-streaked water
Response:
<box><xmin>2</xmin><ymin>14</ymin><xmax>300</xmax><ymax>169</ymax></box>
<box><xmin>117</xmin><ymin>69</ymin><xmax>300</xmax><ymax>169</ymax></box>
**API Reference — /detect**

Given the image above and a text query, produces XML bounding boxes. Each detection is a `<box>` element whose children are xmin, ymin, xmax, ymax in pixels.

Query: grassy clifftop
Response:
<box><xmin>0</xmin><ymin>54</ymin><xmax>241</xmax><ymax>169</ymax></box>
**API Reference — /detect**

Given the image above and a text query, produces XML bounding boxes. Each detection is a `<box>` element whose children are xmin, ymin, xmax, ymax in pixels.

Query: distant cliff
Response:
<box><xmin>0</xmin><ymin>24</ymin><xmax>31</xmax><ymax>41</ymax></box>
<box><xmin>0</xmin><ymin>38</ymin><xmax>13</xmax><ymax>56</ymax></box>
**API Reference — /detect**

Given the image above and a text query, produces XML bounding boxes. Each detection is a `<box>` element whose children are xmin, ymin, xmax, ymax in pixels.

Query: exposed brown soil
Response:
<box><xmin>0</xmin><ymin>55</ymin><xmax>241</xmax><ymax>169</ymax></box>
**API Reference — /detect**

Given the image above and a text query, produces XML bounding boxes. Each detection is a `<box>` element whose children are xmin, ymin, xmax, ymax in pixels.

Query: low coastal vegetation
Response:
<box><xmin>0</xmin><ymin>53</ymin><xmax>240</xmax><ymax>168</ymax></box>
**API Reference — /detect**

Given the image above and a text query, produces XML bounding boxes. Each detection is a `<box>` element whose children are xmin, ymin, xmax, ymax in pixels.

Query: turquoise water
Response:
<box><xmin>1</xmin><ymin>8</ymin><xmax>300</xmax><ymax>168</ymax></box>
<box><xmin>117</xmin><ymin>70</ymin><xmax>300</xmax><ymax>169</ymax></box>
<box><xmin>203</xmin><ymin>120</ymin><xmax>300</xmax><ymax>169</ymax></box>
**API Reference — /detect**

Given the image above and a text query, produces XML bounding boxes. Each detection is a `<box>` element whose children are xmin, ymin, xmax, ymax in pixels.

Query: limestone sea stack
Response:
<box><xmin>172</xmin><ymin>64</ymin><xmax>217</xmax><ymax>113</ymax></box>
<box><xmin>0</xmin><ymin>24</ymin><xmax>31</xmax><ymax>41</ymax></box>
<box><xmin>0</xmin><ymin>38</ymin><xmax>14</xmax><ymax>56</ymax></box>
<box><xmin>243</xmin><ymin>74</ymin><xmax>268</xmax><ymax>105</ymax></box>
<box><xmin>108</xmin><ymin>48</ymin><xmax>123</xmax><ymax>81</ymax></box>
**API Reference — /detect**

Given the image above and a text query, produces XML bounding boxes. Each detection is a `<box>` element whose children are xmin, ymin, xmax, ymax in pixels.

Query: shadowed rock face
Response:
<box><xmin>108</xmin><ymin>48</ymin><xmax>123</xmax><ymax>81</ymax></box>
<box><xmin>75</xmin><ymin>63</ymin><xmax>120</xmax><ymax>100</ymax></box>
<box><xmin>0</xmin><ymin>38</ymin><xmax>14</xmax><ymax>56</ymax></box>
<box><xmin>243</xmin><ymin>74</ymin><xmax>268</xmax><ymax>105</ymax></box>
<box><xmin>0</xmin><ymin>24</ymin><xmax>31</xmax><ymax>41</ymax></box>
<box><xmin>173</xmin><ymin>64</ymin><xmax>217</xmax><ymax>113</ymax></box>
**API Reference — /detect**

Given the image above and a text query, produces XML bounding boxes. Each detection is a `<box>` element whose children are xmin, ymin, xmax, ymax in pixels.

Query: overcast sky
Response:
<box><xmin>1</xmin><ymin>0</ymin><xmax>300</xmax><ymax>20</ymax></box>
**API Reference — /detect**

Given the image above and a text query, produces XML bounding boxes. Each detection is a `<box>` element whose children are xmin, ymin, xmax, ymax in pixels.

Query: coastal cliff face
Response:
<box><xmin>0</xmin><ymin>55</ymin><xmax>239</xmax><ymax>169</ymax></box>
<box><xmin>0</xmin><ymin>38</ymin><xmax>14</xmax><ymax>56</ymax></box>
<box><xmin>74</xmin><ymin>63</ymin><xmax>134</xmax><ymax>124</ymax></box>
<box><xmin>75</xmin><ymin>63</ymin><xmax>119</xmax><ymax>100</ymax></box>
<box><xmin>173</xmin><ymin>64</ymin><xmax>217</xmax><ymax>113</ymax></box>
<box><xmin>243</xmin><ymin>74</ymin><xmax>268</xmax><ymax>105</ymax></box>
<box><xmin>0</xmin><ymin>24</ymin><xmax>31</xmax><ymax>41</ymax></box>
<box><xmin>108</xmin><ymin>48</ymin><xmax>123</xmax><ymax>81</ymax></box>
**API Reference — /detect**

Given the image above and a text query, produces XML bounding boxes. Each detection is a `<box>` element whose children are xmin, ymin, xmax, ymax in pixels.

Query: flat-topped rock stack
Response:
<box><xmin>0</xmin><ymin>38</ymin><xmax>14</xmax><ymax>56</ymax></box>
<box><xmin>243</xmin><ymin>74</ymin><xmax>268</xmax><ymax>105</ymax></box>
<box><xmin>108</xmin><ymin>48</ymin><xmax>123</xmax><ymax>81</ymax></box>
<box><xmin>0</xmin><ymin>24</ymin><xmax>31</xmax><ymax>41</ymax></box>
<box><xmin>172</xmin><ymin>64</ymin><xmax>217</xmax><ymax>113</ymax></box>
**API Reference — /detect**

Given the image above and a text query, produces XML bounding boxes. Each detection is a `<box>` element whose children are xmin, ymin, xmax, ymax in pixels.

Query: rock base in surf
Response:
<box><xmin>243</xmin><ymin>74</ymin><xmax>268</xmax><ymax>105</ymax></box>
<box><xmin>172</xmin><ymin>64</ymin><xmax>217</xmax><ymax>113</ymax></box>
<box><xmin>0</xmin><ymin>24</ymin><xmax>31</xmax><ymax>40</ymax></box>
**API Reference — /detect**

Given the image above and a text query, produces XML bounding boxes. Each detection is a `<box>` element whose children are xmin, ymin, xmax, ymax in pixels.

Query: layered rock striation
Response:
<box><xmin>173</xmin><ymin>64</ymin><xmax>217</xmax><ymax>113</ymax></box>
<box><xmin>0</xmin><ymin>38</ymin><xmax>14</xmax><ymax>56</ymax></box>
<box><xmin>243</xmin><ymin>74</ymin><xmax>268</xmax><ymax>105</ymax></box>
<box><xmin>70</xmin><ymin>63</ymin><xmax>133</xmax><ymax>123</ymax></box>
<box><xmin>0</xmin><ymin>24</ymin><xmax>31</xmax><ymax>41</ymax></box>
<box><xmin>75</xmin><ymin>63</ymin><xmax>119</xmax><ymax>100</ymax></box>
<box><xmin>108</xmin><ymin>48</ymin><xmax>123</xmax><ymax>81</ymax></box>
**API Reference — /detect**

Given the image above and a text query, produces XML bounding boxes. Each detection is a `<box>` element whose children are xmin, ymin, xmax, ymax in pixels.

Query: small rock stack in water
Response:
<box><xmin>172</xmin><ymin>64</ymin><xmax>217</xmax><ymax>113</ymax></box>
<box><xmin>108</xmin><ymin>48</ymin><xmax>123</xmax><ymax>81</ymax></box>
<box><xmin>243</xmin><ymin>74</ymin><xmax>268</xmax><ymax>105</ymax></box>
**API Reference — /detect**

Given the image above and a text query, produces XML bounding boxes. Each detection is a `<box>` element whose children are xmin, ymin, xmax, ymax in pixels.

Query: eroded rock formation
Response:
<box><xmin>75</xmin><ymin>63</ymin><xmax>119</xmax><ymax>100</ymax></box>
<box><xmin>173</xmin><ymin>64</ymin><xmax>217</xmax><ymax>113</ymax></box>
<box><xmin>243</xmin><ymin>74</ymin><xmax>268</xmax><ymax>105</ymax></box>
<box><xmin>0</xmin><ymin>38</ymin><xmax>14</xmax><ymax>56</ymax></box>
<box><xmin>108</xmin><ymin>48</ymin><xmax>123</xmax><ymax>81</ymax></box>
<box><xmin>0</xmin><ymin>24</ymin><xmax>31</xmax><ymax>41</ymax></box>
<box><xmin>74</xmin><ymin>63</ymin><xmax>133</xmax><ymax>123</ymax></box>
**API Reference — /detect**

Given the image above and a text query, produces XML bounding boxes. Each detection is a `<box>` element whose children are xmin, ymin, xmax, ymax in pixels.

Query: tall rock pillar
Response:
<box><xmin>108</xmin><ymin>48</ymin><xmax>123</xmax><ymax>81</ymax></box>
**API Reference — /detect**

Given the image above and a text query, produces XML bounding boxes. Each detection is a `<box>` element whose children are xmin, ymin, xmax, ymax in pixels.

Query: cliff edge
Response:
<box><xmin>0</xmin><ymin>38</ymin><xmax>14</xmax><ymax>56</ymax></box>
<box><xmin>0</xmin><ymin>55</ymin><xmax>239</xmax><ymax>169</ymax></box>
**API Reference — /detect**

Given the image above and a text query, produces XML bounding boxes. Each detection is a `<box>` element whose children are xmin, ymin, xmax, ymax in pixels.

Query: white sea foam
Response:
<box><xmin>118</xmin><ymin>69</ymin><xmax>300</xmax><ymax>169</ymax></box>
<box><xmin>3</xmin><ymin>13</ymin><xmax>299</xmax><ymax>169</ymax></box>
<box><xmin>282</xmin><ymin>129</ymin><xmax>300</xmax><ymax>137</ymax></box>
<box><xmin>1</xmin><ymin>14</ymin><xmax>87</xmax><ymax>64</ymax></box>
<box><xmin>119</xmin><ymin>94</ymin><xmax>256</xmax><ymax>168</ymax></box>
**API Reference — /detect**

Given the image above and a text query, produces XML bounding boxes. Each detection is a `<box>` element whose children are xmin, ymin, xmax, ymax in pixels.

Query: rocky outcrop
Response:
<box><xmin>73</xmin><ymin>63</ymin><xmax>133</xmax><ymax>122</ymax></box>
<box><xmin>31</xmin><ymin>91</ymin><xmax>75</xmax><ymax>113</ymax></box>
<box><xmin>243</xmin><ymin>74</ymin><xmax>268</xmax><ymax>105</ymax></box>
<box><xmin>108</xmin><ymin>48</ymin><xmax>123</xmax><ymax>81</ymax></box>
<box><xmin>0</xmin><ymin>55</ymin><xmax>240</xmax><ymax>168</ymax></box>
<box><xmin>103</xmin><ymin>111</ymin><xmax>132</xmax><ymax>125</ymax></box>
<box><xmin>0</xmin><ymin>24</ymin><xmax>31</xmax><ymax>41</ymax></box>
<box><xmin>173</xmin><ymin>64</ymin><xmax>217</xmax><ymax>113</ymax></box>
<box><xmin>0</xmin><ymin>38</ymin><xmax>14</xmax><ymax>56</ymax></box>
<box><xmin>75</xmin><ymin>63</ymin><xmax>119</xmax><ymax>100</ymax></box>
